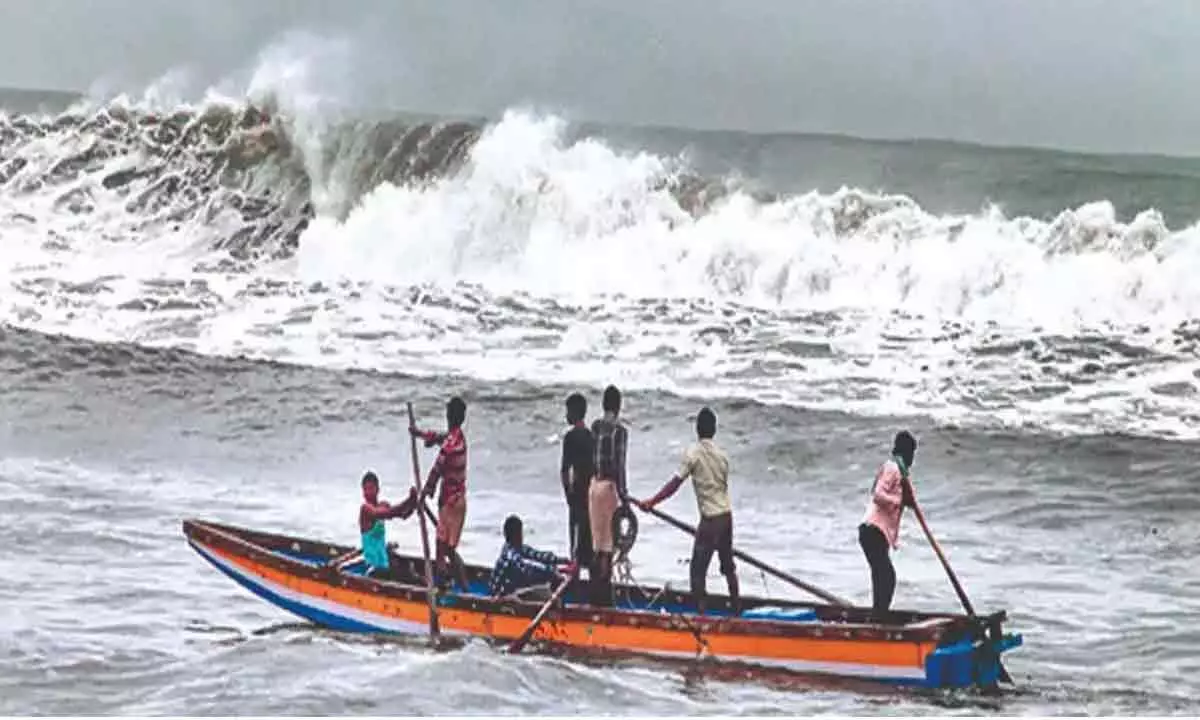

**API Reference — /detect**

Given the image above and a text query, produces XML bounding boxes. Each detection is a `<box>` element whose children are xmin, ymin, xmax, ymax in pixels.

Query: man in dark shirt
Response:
<box><xmin>560</xmin><ymin>393</ymin><xmax>594</xmax><ymax>576</ymax></box>
<box><xmin>588</xmin><ymin>385</ymin><xmax>628</xmax><ymax>606</ymax></box>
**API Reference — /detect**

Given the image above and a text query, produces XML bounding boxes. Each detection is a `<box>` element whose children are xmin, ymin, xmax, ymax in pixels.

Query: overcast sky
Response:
<box><xmin>1</xmin><ymin>0</ymin><xmax>1197</xmax><ymax>155</ymax></box>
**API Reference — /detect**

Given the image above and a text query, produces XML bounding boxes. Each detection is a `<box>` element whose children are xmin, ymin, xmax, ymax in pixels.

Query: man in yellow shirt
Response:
<box><xmin>639</xmin><ymin>407</ymin><xmax>740</xmax><ymax>616</ymax></box>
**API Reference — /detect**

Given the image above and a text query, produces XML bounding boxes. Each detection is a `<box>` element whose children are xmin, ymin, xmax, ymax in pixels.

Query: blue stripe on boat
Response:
<box><xmin>191</xmin><ymin>541</ymin><xmax>390</xmax><ymax>633</ymax></box>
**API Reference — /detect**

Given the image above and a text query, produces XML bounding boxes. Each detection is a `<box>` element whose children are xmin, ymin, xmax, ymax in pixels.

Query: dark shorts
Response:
<box><xmin>693</xmin><ymin>512</ymin><xmax>735</xmax><ymax>575</ymax></box>
<box><xmin>568</xmin><ymin>482</ymin><xmax>594</xmax><ymax>565</ymax></box>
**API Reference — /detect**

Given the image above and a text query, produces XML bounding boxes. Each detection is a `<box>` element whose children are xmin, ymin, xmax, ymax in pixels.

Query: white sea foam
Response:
<box><xmin>2</xmin><ymin>54</ymin><xmax>1199</xmax><ymax>439</ymax></box>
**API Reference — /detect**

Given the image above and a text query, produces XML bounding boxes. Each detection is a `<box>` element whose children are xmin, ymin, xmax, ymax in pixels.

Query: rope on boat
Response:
<box><xmin>616</xmin><ymin>558</ymin><xmax>711</xmax><ymax>659</ymax></box>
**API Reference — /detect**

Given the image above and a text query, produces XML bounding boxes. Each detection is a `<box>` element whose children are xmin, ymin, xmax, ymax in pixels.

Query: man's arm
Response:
<box><xmin>362</xmin><ymin>501</ymin><xmax>393</xmax><ymax>523</ymax></box>
<box><xmin>873</xmin><ymin>466</ymin><xmax>903</xmax><ymax>511</ymax></box>
<box><xmin>641</xmin><ymin>475</ymin><xmax>684</xmax><ymax>509</ymax></box>
<box><xmin>409</xmin><ymin>425</ymin><xmax>446</xmax><ymax>448</ymax></box>
<box><xmin>422</xmin><ymin>439</ymin><xmax>453</xmax><ymax>497</ymax></box>
<box><xmin>391</xmin><ymin>488</ymin><xmax>419</xmax><ymax>519</ymax></box>
<box><xmin>423</xmin><ymin>455</ymin><xmax>444</xmax><ymax>497</ymax></box>
<box><xmin>560</xmin><ymin>433</ymin><xmax>572</xmax><ymax>499</ymax></box>
<box><xmin>519</xmin><ymin>545</ymin><xmax>563</xmax><ymax>566</ymax></box>
<box><xmin>642</xmin><ymin>448</ymin><xmax>694</xmax><ymax>509</ymax></box>
<box><xmin>901</xmin><ymin>476</ymin><xmax>917</xmax><ymax>509</ymax></box>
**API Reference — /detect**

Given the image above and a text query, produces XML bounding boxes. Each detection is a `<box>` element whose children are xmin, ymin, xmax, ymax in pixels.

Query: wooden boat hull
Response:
<box><xmin>183</xmin><ymin>518</ymin><xmax>1021</xmax><ymax>689</ymax></box>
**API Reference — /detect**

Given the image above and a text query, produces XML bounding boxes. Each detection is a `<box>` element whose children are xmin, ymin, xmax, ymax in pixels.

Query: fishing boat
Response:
<box><xmin>182</xmin><ymin>518</ymin><xmax>1022</xmax><ymax>689</ymax></box>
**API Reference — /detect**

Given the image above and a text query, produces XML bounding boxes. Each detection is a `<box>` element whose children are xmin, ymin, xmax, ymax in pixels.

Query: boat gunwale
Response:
<box><xmin>183</xmin><ymin>517</ymin><xmax>1001</xmax><ymax>644</ymax></box>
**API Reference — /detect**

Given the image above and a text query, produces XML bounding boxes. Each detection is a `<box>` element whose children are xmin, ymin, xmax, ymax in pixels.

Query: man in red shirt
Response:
<box><xmin>411</xmin><ymin>396</ymin><xmax>471</xmax><ymax>592</ymax></box>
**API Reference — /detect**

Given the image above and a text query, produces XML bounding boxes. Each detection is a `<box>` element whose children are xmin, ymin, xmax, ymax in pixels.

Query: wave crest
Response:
<box><xmin>3</xmin><ymin>78</ymin><xmax>1200</xmax><ymax>440</ymax></box>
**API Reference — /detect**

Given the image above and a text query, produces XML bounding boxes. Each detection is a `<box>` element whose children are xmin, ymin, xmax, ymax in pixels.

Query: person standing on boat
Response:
<box><xmin>859</xmin><ymin>430</ymin><xmax>918</xmax><ymax>615</ymax></box>
<box><xmin>588</xmin><ymin>385</ymin><xmax>629</xmax><ymax>607</ymax></box>
<box><xmin>489</xmin><ymin>515</ymin><xmax>575</xmax><ymax>598</ymax></box>
<box><xmin>639</xmin><ymin>407</ymin><xmax>740</xmax><ymax>616</ymax></box>
<box><xmin>358</xmin><ymin>471</ymin><xmax>419</xmax><ymax>579</ymax></box>
<box><xmin>560</xmin><ymin>392</ymin><xmax>595</xmax><ymax>576</ymax></box>
<box><xmin>411</xmin><ymin>396</ymin><xmax>471</xmax><ymax>592</ymax></box>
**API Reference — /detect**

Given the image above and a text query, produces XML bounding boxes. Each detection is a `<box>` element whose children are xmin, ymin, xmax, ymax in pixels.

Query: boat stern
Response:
<box><xmin>923</xmin><ymin>613</ymin><xmax>1023</xmax><ymax>689</ymax></box>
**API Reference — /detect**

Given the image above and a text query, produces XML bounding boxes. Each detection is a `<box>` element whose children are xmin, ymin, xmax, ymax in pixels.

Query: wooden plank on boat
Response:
<box><xmin>904</xmin><ymin>617</ymin><xmax>954</xmax><ymax>631</ymax></box>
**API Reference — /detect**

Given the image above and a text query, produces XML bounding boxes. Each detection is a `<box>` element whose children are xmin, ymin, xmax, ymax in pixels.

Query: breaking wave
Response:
<box><xmin>2</xmin><ymin>67</ymin><xmax>1200</xmax><ymax>439</ymax></box>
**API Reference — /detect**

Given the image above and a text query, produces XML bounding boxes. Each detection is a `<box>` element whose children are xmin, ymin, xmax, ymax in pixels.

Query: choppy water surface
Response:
<box><xmin>1</xmin><ymin>329</ymin><xmax>1198</xmax><ymax>714</ymax></box>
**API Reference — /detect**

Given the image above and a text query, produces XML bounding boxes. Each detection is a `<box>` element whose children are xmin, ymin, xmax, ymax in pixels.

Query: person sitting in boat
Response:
<box><xmin>489</xmin><ymin>515</ymin><xmax>574</xmax><ymax>599</ymax></box>
<box><xmin>638</xmin><ymin>406</ymin><xmax>740</xmax><ymax>616</ymax></box>
<box><xmin>358</xmin><ymin>471</ymin><xmax>418</xmax><ymax>579</ymax></box>
<box><xmin>859</xmin><ymin>430</ymin><xmax>918</xmax><ymax>615</ymax></box>
<box><xmin>411</xmin><ymin>396</ymin><xmax>471</xmax><ymax>592</ymax></box>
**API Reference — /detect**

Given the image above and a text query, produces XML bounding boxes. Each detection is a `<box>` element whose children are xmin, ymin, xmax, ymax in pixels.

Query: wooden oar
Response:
<box><xmin>420</xmin><ymin>499</ymin><xmax>438</xmax><ymax>527</ymax></box>
<box><xmin>634</xmin><ymin>502</ymin><xmax>851</xmax><ymax>607</ymax></box>
<box><xmin>507</xmin><ymin>566</ymin><xmax>578</xmax><ymax>654</ymax></box>
<box><xmin>910</xmin><ymin>497</ymin><xmax>1012</xmax><ymax>684</ymax></box>
<box><xmin>407</xmin><ymin>402</ymin><xmax>440</xmax><ymax>644</ymax></box>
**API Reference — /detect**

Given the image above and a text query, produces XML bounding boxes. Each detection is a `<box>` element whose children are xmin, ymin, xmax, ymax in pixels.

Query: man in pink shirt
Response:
<box><xmin>859</xmin><ymin>430</ymin><xmax>918</xmax><ymax>615</ymax></box>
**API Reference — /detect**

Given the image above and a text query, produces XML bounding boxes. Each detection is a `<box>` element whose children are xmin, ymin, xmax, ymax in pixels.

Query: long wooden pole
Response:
<box><xmin>407</xmin><ymin>402</ymin><xmax>440</xmax><ymax>644</ymax></box>
<box><xmin>635</xmin><ymin>502</ymin><xmax>852</xmax><ymax>607</ymax></box>
<box><xmin>507</xmin><ymin>566</ymin><xmax>578</xmax><ymax>654</ymax></box>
